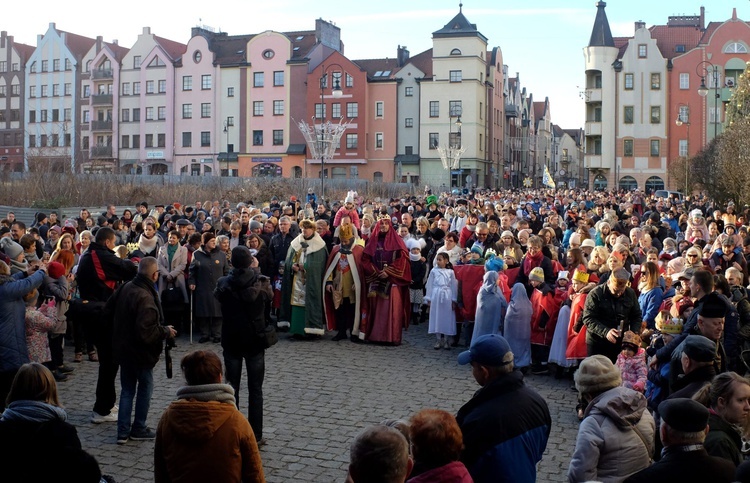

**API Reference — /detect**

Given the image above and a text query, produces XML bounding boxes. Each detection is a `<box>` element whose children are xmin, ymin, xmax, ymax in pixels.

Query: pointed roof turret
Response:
<box><xmin>589</xmin><ymin>1</ymin><xmax>615</xmax><ymax>47</ymax></box>
<box><xmin>433</xmin><ymin>7</ymin><xmax>488</xmax><ymax>42</ymax></box>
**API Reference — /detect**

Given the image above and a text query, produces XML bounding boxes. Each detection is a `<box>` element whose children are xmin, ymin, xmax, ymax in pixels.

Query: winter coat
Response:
<box><xmin>332</xmin><ymin>207</ymin><xmax>361</xmax><ymax>230</ymax></box>
<box><xmin>638</xmin><ymin>287</ymin><xmax>663</xmax><ymax>330</ymax></box>
<box><xmin>110</xmin><ymin>274</ymin><xmax>169</xmax><ymax>370</ymax></box>
<box><xmin>568</xmin><ymin>387</ymin><xmax>655</xmax><ymax>483</ymax></box>
<box><xmin>704</xmin><ymin>412</ymin><xmax>744</xmax><ymax>467</ymax></box>
<box><xmin>25</xmin><ymin>304</ymin><xmax>56</xmax><ymax>363</ymax></box>
<box><xmin>732</xmin><ymin>286</ymin><xmax>750</xmax><ymax>351</ymax></box>
<box><xmin>189</xmin><ymin>247</ymin><xmax>229</xmax><ymax>318</ymax></box>
<box><xmin>0</xmin><ymin>401</ymin><xmax>83</xmax><ymax>482</ymax></box>
<box><xmin>616</xmin><ymin>349</ymin><xmax>648</xmax><ymax>392</ymax></box>
<box><xmin>668</xmin><ymin>364</ymin><xmax>715</xmax><ymax>400</ymax></box>
<box><xmin>456</xmin><ymin>371</ymin><xmax>551</xmax><ymax>483</ymax></box>
<box><xmin>155</xmin><ymin>397</ymin><xmax>264</xmax><ymax>483</ymax></box>
<box><xmin>157</xmin><ymin>243</ymin><xmax>188</xmax><ymax>304</ymax></box>
<box><xmin>0</xmin><ymin>270</ymin><xmax>45</xmax><ymax>372</ymax></box>
<box><xmin>76</xmin><ymin>241</ymin><xmax>137</xmax><ymax>303</ymax></box>
<box><xmin>269</xmin><ymin>231</ymin><xmax>294</xmax><ymax>268</ymax></box>
<box><xmin>582</xmin><ymin>284</ymin><xmax>642</xmax><ymax>359</ymax></box>
<box><xmin>214</xmin><ymin>267</ymin><xmax>273</xmax><ymax>356</ymax></box>
<box><xmin>407</xmin><ymin>461</ymin><xmax>473</xmax><ymax>483</ymax></box>
<box><xmin>624</xmin><ymin>446</ymin><xmax>735</xmax><ymax>483</ymax></box>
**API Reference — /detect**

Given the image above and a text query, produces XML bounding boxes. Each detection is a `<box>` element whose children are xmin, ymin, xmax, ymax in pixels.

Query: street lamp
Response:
<box><xmin>675</xmin><ymin>105</ymin><xmax>690</xmax><ymax>195</ymax></box>
<box><xmin>438</xmin><ymin>114</ymin><xmax>465</xmax><ymax>194</ymax></box>
<box><xmin>319</xmin><ymin>65</ymin><xmax>344</xmax><ymax>199</ymax></box>
<box><xmin>696</xmin><ymin>60</ymin><xmax>720</xmax><ymax>140</ymax></box>
<box><xmin>223</xmin><ymin>118</ymin><xmax>232</xmax><ymax>177</ymax></box>
<box><xmin>296</xmin><ymin>63</ymin><xmax>348</xmax><ymax>202</ymax></box>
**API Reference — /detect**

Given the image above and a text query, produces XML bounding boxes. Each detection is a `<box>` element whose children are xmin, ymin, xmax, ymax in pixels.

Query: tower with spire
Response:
<box><xmin>583</xmin><ymin>1</ymin><xmax>619</xmax><ymax>189</ymax></box>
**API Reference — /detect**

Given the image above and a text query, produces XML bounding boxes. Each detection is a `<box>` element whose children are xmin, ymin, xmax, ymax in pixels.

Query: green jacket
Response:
<box><xmin>279</xmin><ymin>233</ymin><xmax>328</xmax><ymax>334</ymax></box>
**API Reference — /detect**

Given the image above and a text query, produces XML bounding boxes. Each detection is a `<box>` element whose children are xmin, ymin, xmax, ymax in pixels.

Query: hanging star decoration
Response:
<box><xmin>523</xmin><ymin>177</ymin><xmax>533</xmax><ymax>188</ymax></box>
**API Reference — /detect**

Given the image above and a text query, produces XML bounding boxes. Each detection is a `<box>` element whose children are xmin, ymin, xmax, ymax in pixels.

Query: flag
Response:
<box><xmin>542</xmin><ymin>164</ymin><xmax>556</xmax><ymax>189</ymax></box>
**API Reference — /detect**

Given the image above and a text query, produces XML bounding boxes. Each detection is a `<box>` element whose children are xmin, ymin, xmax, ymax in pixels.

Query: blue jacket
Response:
<box><xmin>638</xmin><ymin>287</ymin><xmax>663</xmax><ymax>330</ymax></box>
<box><xmin>0</xmin><ymin>270</ymin><xmax>45</xmax><ymax>372</ymax></box>
<box><xmin>456</xmin><ymin>370</ymin><xmax>551</xmax><ymax>483</ymax></box>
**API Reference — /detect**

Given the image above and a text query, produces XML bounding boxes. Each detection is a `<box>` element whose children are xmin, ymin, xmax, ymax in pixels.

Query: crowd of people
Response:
<box><xmin>3</xmin><ymin>184</ymin><xmax>750</xmax><ymax>481</ymax></box>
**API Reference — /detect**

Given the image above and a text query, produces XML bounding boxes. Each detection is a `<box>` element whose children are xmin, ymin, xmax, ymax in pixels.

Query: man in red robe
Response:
<box><xmin>361</xmin><ymin>218</ymin><xmax>411</xmax><ymax>345</ymax></box>
<box><xmin>323</xmin><ymin>224</ymin><xmax>367</xmax><ymax>342</ymax></box>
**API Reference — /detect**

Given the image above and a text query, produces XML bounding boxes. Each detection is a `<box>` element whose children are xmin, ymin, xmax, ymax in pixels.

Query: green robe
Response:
<box><xmin>279</xmin><ymin>233</ymin><xmax>328</xmax><ymax>335</ymax></box>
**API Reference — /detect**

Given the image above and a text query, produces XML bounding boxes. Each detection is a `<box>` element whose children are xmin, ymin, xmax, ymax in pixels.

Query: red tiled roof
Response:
<box><xmin>213</xmin><ymin>34</ymin><xmax>255</xmax><ymax>65</ymax></box>
<box><xmin>13</xmin><ymin>42</ymin><xmax>35</xmax><ymax>61</ymax></box>
<box><xmin>352</xmin><ymin>57</ymin><xmax>400</xmax><ymax>80</ymax></box>
<box><xmin>699</xmin><ymin>21</ymin><xmax>723</xmax><ymax>45</ymax></box>
<box><xmin>406</xmin><ymin>48</ymin><xmax>432</xmax><ymax>78</ymax></box>
<box><xmin>57</xmin><ymin>29</ymin><xmax>96</xmax><ymax>58</ymax></box>
<box><xmin>153</xmin><ymin>35</ymin><xmax>187</xmax><ymax>61</ymax></box>
<box><xmin>105</xmin><ymin>42</ymin><xmax>130</xmax><ymax>61</ymax></box>
<box><xmin>533</xmin><ymin>101</ymin><xmax>546</xmax><ymax>120</ymax></box>
<box><xmin>648</xmin><ymin>24</ymin><xmax>703</xmax><ymax>60</ymax></box>
<box><xmin>614</xmin><ymin>37</ymin><xmax>629</xmax><ymax>59</ymax></box>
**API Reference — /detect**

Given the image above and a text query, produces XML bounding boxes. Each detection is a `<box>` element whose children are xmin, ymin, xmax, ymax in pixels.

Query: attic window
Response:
<box><xmin>293</xmin><ymin>47</ymin><xmax>300</xmax><ymax>52</ymax></box>
<box><xmin>262</xmin><ymin>49</ymin><xmax>275</xmax><ymax>59</ymax></box>
<box><xmin>382</xmin><ymin>70</ymin><xmax>391</xmax><ymax>76</ymax></box>
<box><xmin>450</xmin><ymin>48</ymin><xmax>461</xmax><ymax>55</ymax></box>
<box><xmin>675</xmin><ymin>44</ymin><xmax>685</xmax><ymax>53</ymax></box>
<box><xmin>374</xmin><ymin>71</ymin><xmax>383</xmax><ymax>77</ymax></box>
<box><xmin>725</xmin><ymin>42</ymin><xmax>748</xmax><ymax>53</ymax></box>
<box><xmin>193</xmin><ymin>51</ymin><xmax>202</xmax><ymax>63</ymax></box>
<box><xmin>296</xmin><ymin>36</ymin><xmax>304</xmax><ymax>41</ymax></box>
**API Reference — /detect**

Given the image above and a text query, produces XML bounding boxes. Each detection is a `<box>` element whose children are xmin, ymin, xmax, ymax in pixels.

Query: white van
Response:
<box><xmin>653</xmin><ymin>190</ymin><xmax>684</xmax><ymax>201</ymax></box>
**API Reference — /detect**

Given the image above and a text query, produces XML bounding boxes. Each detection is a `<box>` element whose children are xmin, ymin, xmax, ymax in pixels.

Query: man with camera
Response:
<box><xmin>581</xmin><ymin>268</ymin><xmax>643</xmax><ymax>363</ymax></box>
<box><xmin>109</xmin><ymin>256</ymin><xmax>176</xmax><ymax>444</ymax></box>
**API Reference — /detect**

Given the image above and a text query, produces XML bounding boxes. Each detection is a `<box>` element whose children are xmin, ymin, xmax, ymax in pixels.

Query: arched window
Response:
<box><xmin>450</xmin><ymin>48</ymin><xmax>461</xmax><ymax>55</ymax></box>
<box><xmin>618</xmin><ymin>176</ymin><xmax>638</xmax><ymax>191</ymax></box>
<box><xmin>373</xmin><ymin>171</ymin><xmax>383</xmax><ymax>183</ymax></box>
<box><xmin>292</xmin><ymin>166</ymin><xmax>302</xmax><ymax>178</ymax></box>
<box><xmin>593</xmin><ymin>174</ymin><xmax>608</xmax><ymax>190</ymax></box>
<box><xmin>644</xmin><ymin>176</ymin><xmax>664</xmax><ymax>194</ymax></box>
<box><xmin>724</xmin><ymin>42</ymin><xmax>748</xmax><ymax>54</ymax></box>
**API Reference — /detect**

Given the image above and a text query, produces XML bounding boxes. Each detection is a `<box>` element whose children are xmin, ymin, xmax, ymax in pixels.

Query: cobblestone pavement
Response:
<box><xmin>57</xmin><ymin>322</ymin><xmax>580</xmax><ymax>482</ymax></box>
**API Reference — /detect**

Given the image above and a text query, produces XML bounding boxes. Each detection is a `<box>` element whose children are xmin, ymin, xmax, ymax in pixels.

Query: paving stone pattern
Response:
<box><xmin>57</xmin><ymin>323</ymin><xmax>581</xmax><ymax>482</ymax></box>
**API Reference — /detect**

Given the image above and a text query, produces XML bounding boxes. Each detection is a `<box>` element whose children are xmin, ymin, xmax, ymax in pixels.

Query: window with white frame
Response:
<box><xmin>133</xmin><ymin>56</ymin><xmax>141</xmax><ymax>69</ymax></box>
<box><xmin>429</xmin><ymin>101</ymin><xmax>439</xmax><ymax>117</ymax></box>
<box><xmin>347</xmin><ymin>102</ymin><xmax>358</xmax><ymax>118</ymax></box>
<box><xmin>429</xmin><ymin>133</ymin><xmax>439</xmax><ymax>149</ymax></box>
<box><xmin>332</xmin><ymin>103</ymin><xmax>341</xmax><ymax>119</ymax></box>
<box><xmin>253</xmin><ymin>101</ymin><xmax>264</xmax><ymax>116</ymax></box>
<box><xmin>133</xmin><ymin>82</ymin><xmax>140</xmax><ymax>95</ymax></box>
<box><xmin>624</xmin><ymin>73</ymin><xmax>634</xmax><ymax>90</ymax></box>
<box><xmin>709</xmin><ymin>108</ymin><xmax>722</xmax><ymax>124</ymax></box>
<box><xmin>679</xmin><ymin>73</ymin><xmax>689</xmax><ymax>90</ymax></box>
<box><xmin>122</xmin><ymin>109</ymin><xmax>130</xmax><ymax>122</ymax></box>
<box><xmin>725</xmin><ymin>42</ymin><xmax>748</xmax><ymax>53</ymax></box>
<box><xmin>182</xmin><ymin>104</ymin><xmax>192</xmax><ymax>119</ymax></box>
<box><xmin>52</xmin><ymin>84</ymin><xmax>60</xmax><ymax>96</ymax></box>
<box><xmin>678</xmin><ymin>105</ymin><xmax>689</xmax><ymax>123</ymax></box>
<box><xmin>273</xmin><ymin>130</ymin><xmax>283</xmax><ymax>145</ymax></box>
<box><xmin>183</xmin><ymin>76</ymin><xmax>192</xmax><ymax>91</ymax></box>
<box><xmin>273</xmin><ymin>71</ymin><xmax>284</xmax><ymax>86</ymax></box>
<box><xmin>376</xmin><ymin>102</ymin><xmax>384</xmax><ymax>117</ymax></box>
<box><xmin>201</xmin><ymin>103</ymin><xmax>211</xmax><ymax>118</ymax></box>
<box><xmin>679</xmin><ymin>139</ymin><xmax>688</xmax><ymax>157</ymax></box>
<box><xmin>273</xmin><ymin>100</ymin><xmax>284</xmax><ymax>115</ymax></box>
<box><xmin>253</xmin><ymin>72</ymin><xmax>264</xmax><ymax>87</ymax></box>
<box><xmin>346</xmin><ymin>133</ymin><xmax>358</xmax><ymax>149</ymax></box>
<box><xmin>315</xmin><ymin>103</ymin><xmax>326</xmax><ymax>119</ymax></box>
<box><xmin>146</xmin><ymin>80</ymin><xmax>154</xmax><ymax>94</ymax></box>
<box><xmin>449</xmin><ymin>70</ymin><xmax>462</xmax><ymax>82</ymax></box>
<box><xmin>41</xmin><ymin>85</ymin><xmax>48</xmax><ymax>97</ymax></box>
<box><xmin>145</xmin><ymin>107</ymin><xmax>154</xmax><ymax>120</ymax></box>
<box><xmin>122</xmin><ymin>83</ymin><xmax>130</xmax><ymax>95</ymax></box>
<box><xmin>375</xmin><ymin>133</ymin><xmax>383</xmax><ymax>149</ymax></box>
<box><xmin>158</xmin><ymin>106</ymin><xmax>166</xmax><ymax>120</ymax></box>
<box><xmin>650</xmin><ymin>139</ymin><xmax>660</xmax><ymax>157</ymax></box>
<box><xmin>158</xmin><ymin>80</ymin><xmax>166</xmax><ymax>93</ymax></box>
<box><xmin>64</xmin><ymin>108</ymin><xmax>71</xmax><ymax>121</ymax></box>
<box><xmin>346</xmin><ymin>73</ymin><xmax>353</xmax><ymax>87</ymax></box>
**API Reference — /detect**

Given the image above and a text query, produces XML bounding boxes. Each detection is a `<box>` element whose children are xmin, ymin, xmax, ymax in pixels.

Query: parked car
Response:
<box><xmin>653</xmin><ymin>190</ymin><xmax>684</xmax><ymax>201</ymax></box>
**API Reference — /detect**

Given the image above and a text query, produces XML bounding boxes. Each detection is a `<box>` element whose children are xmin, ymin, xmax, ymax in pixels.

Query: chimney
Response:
<box><xmin>1</xmin><ymin>31</ymin><xmax>6</xmax><ymax>49</ymax></box>
<box><xmin>315</xmin><ymin>18</ymin><xmax>341</xmax><ymax>52</ymax></box>
<box><xmin>143</xmin><ymin>27</ymin><xmax>151</xmax><ymax>35</ymax></box>
<box><xmin>733</xmin><ymin>8</ymin><xmax>738</xmax><ymax>21</ymax></box>
<box><xmin>634</xmin><ymin>20</ymin><xmax>646</xmax><ymax>32</ymax></box>
<box><xmin>397</xmin><ymin>45</ymin><xmax>410</xmax><ymax>67</ymax></box>
<box><xmin>700</xmin><ymin>6</ymin><xmax>705</xmax><ymax>30</ymax></box>
<box><xmin>113</xmin><ymin>39</ymin><xmax>118</xmax><ymax>45</ymax></box>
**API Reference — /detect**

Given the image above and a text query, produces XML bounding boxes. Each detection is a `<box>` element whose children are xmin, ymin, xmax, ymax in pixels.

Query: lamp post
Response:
<box><xmin>223</xmin><ymin>118</ymin><xmax>231</xmax><ymax>177</ymax></box>
<box><xmin>318</xmin><ymin>64</ymin><xmax>344</xmax><ymax>200</ymax></box>
<box><xmin>675</xmin><ymin>105</ymin><xmax>690</xmax><ymax>195</ymax></box>
<box><xmin>697</xmin><ymin>60</ymin><xmax>720</xmax><ymax>141</ymax></box>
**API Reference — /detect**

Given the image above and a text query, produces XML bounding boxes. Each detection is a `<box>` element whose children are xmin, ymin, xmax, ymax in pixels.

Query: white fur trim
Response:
<box><xmin>277</xmin><ymin>321</ymin><xmax>290</xmax><ymax>328</ymax></box>
<box><xmin>304</xmin><ymin>328</ymin><xmax>325</xmax><ymax>335</ymax></box>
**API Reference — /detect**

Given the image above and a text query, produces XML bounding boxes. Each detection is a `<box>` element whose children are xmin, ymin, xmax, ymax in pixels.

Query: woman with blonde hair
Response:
<box><xmin>638</xmin><ymin>262</ymin><xmax>663</xmax><ymax>330</ymax></box>
<box><xmin>587</xmin><ymin>246</ymin><xmax>610</xmax><ymax>281</ymax></box>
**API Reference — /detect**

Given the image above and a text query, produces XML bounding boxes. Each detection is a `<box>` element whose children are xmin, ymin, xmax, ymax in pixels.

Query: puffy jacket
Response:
<box><xmin>568</xmin><ymin>387</ymin><xmax>655</xmax><ymax>483</ymax></box>
<box><xmin>0</xmin><ymin>270</ymin><xmax>45</xmax><ymax>372</ymax></box>
<box><xmin>456</xmin><ymin>371</ymin><xmax>551</xmax><ymax>483</ymax></box>
<box><xmin>582</xmin><ymin>284</ymin><xmax>643</xmax><ymax>342</ymax></box>
<box><xmin>110</xmin><ymin>274</ymin><xmax>169</xmax><ymax>369</ymax></box>
<box><xmin>214</xmin><ymin>268</ymin><xmax>273</xmax><ymax>355</ymax></box>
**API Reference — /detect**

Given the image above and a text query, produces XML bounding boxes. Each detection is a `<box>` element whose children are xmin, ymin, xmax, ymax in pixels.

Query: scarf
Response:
<box><xmin>1</xmin><ymin>400</ymin><xmax>68</xmax><ymax>423</ymax></box>
<box><xmin>176</xmin><ymin>383</ymin><xmax>236</xmax><ymax>406</ymax></box>
<box><xmin>167</xmin><ymin>243</ymin><xmax>178</xmax><ymax>266</ymax></box>
<box><xmin>522</xmin><ymin>248</ymin><xmax>544</xmax><ymax>276</ymax></box>
<box><xmin>138</xmin><ymin>233</ymin><xmax>158</xmax><ymax>254</ymax></box>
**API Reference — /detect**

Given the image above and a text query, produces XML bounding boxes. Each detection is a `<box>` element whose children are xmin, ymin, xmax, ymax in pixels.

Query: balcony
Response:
<box><xmin>505</xmin><ymin>104</ymin><xmax>518</xmax><ymax>118</ymax></box>
<box><xmin>586</xmin><ymin>88</ymin><xmax>602</xmax><ymax>103</ymax></box>
<box><xmin>585</xmin><ymin>121</ymin><xmax>602</xmax><ymax>136</ymax></box>
<box><xmin>92</xmin><ymin>94</ymin><xmax>113</xmax><ymax>105</ymax></box>
<box><xmin>561</xmin><ymin>154</ymin><xmax>570</xmax><ymax>165</ymax></box>
<box><xmin>585</xmin><ymin>154</ymin><xmax>603</xmax><ymax>168</ymax></box>
<box><xmin>81</xmin><ymin>122</ymin><xmax>89</xmax><ymax>131</ymax></box>
<box><xmin>91</xmin><ymin>145</ymin><xmax>112</xmax><ymax>158</ymax></box>
<box><xmin>90</xmin><ymin>120</ymin><xmax>113</xmax><ymax>131</ymax></box>
<box><xmin>91</xmin><ymin>69</ymin><xmax>113</xmax><ymax>80</ymax></box>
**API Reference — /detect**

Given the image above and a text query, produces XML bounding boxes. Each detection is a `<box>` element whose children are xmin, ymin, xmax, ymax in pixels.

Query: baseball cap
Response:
<box><xmin>457</xmin><ymin>334</ymin><xmax>512</xmax><ymax>366</ymax></box>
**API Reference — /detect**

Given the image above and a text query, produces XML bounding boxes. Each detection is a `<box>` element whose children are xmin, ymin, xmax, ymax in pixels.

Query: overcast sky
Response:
<box><xmin>4</xmin><ymin>0</ymin><xmax>745</xmax><ymax>128</ymax></box>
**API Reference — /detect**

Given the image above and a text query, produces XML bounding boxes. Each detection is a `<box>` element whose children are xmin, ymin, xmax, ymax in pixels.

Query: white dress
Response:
<box><xmin>424</xmin><ymin>267</ymin><xmax>457</xmax><ymax>336</ymax></box>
